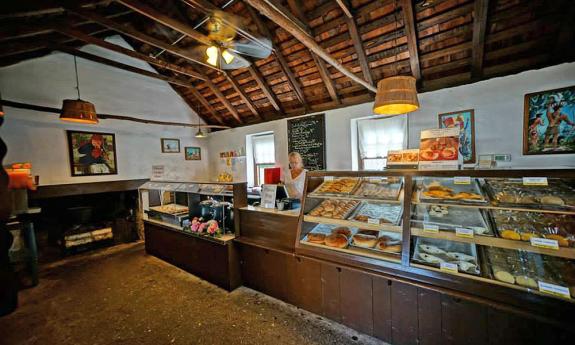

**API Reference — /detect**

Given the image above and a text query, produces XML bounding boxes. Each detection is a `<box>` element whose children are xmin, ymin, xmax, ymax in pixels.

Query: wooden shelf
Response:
<box><xmin>410</xmin><ymin>263</ymin><xmax>574</xmax><ymax>303</ymax></box>
<box><xmin>300</xmin><ymin>240</ymin><xmax>401</xmax><ymax>263</ymax></box>
<box><xmin>411</xmin><ymin>227</ymin><xmax>575</xmax><ymax>259</ymax></box>
<box><xmin>303</xmin><ymin>215</ymin><xmax>402</xmax><ymax>233</ymax></box>
<box><xmin>308</xmin><ymin>189</ymin><xmax>403</xmax><ymax>204</ymax></box>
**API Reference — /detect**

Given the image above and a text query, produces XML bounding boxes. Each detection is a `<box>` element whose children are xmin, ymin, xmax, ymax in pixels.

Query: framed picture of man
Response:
<box><xmin>438</xmin><ymin>109</ymin><xmax>476</xmax><ymax>164</ymax></box>
<box><xmin>67</xmin><ymin>130</ymin><xmax>118</xmax><ymax>176</ymax></box>
<box><xmin>523</xmin><ymin>86</ymin><xmax>575</xmax><ymax>155</ymax></box>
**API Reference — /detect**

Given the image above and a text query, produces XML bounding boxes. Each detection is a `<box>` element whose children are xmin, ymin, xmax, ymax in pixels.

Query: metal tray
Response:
<box><xmin>484</xmin><ymin>178</ymin><xmax>575</xmax><ymax>211</ymax></box>
<box><xmin>417</xmin><ymin>177</ymin><xmax>488</xmax><ymax>204</ymax></box>
<box><xmin>308</xmin><ymin>177</ymin><xmax>361</xmax><ymax>197</ymax></box>
<box><xmin>411</xmin><ymin>204</ymin><xmax>493</xmax><ymax>236</ymax></box>
<box><xmin>307</xmin><ymin>199</ymin><xmax>360</xmax><ymax>220</ymax></box>
<box><xmin>352</xmin><ymin>177</ymin><xmax>403</xmax><ymax>201</ymax></box>
<box><xmin>412</xmin><ymin>237</ymin><xmax>480</xmax><ymax>275</ymax></box>
<box><xmin>347</xmin><ymin>201</ymin><xmax>403</xmax><ymax>225</ymax></box>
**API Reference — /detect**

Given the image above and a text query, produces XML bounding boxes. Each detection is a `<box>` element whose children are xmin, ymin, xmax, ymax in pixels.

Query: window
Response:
<box><xmin>251</xmin><ymin>133</ymin><xmax>275</xmax><ymax>186</ymax></box>
<box><xmin>357</xmin><ymin>115</ymin><xmax>407</xmax><ymax>170</ymax></box>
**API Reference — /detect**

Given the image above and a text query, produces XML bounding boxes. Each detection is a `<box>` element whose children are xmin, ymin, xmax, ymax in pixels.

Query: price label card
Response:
<box><xmin>324</xmin><ymin>176</ymin><xmax>334</xmax><ymax>181</ymax></box>
<box><xmin>367</xmin><ymin>218</ymin><xmax>380</xmax><ymax>225</ymax></box>
<box><xmin>423</xmin><ymin>223</ymin><xmax>439</xmax><ymax>233</ymax></box>
<box><xmin>440</xmin><ymin>262</ymin><xmax>458</xmax><ymax>273</ymax></box>
<box><xmin>453</xmin><ymin>176</ymin><xmax>471</xmax><ymax>185</ymax></box>
<box><xmin>530</xmin><ymin>237</ymin><xmax>559</xmax><ymax>250</ymax></box>
<box><xmin>522</xmin><ymin>177</ymin><xmax>548</xmax><ymax>186</ymax></box>
<box><xmin>456</xmin><ymin>227</ymin><xmax>474</xmax><ymax>238</ymax></box>
<box><xmin>538</xmin><ymin>281</ymin><xmax>571</xmax><ymax>299</ymax></box>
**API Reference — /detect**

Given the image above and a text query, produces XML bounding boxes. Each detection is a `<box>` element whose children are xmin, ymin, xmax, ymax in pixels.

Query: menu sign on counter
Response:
<box><xmin>261</xmin><ymin>184</ymin><xmax>278</xmax><ymax>209</ymax></box>
<box><xmin>288</xmin><ymin>114</ymin><xmax>326</xmax><ymax>171</ymax></box>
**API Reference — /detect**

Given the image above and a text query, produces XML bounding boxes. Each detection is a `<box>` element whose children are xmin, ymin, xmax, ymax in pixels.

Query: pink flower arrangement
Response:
<box><xmin>207</xmin><ymin>220</ymin><xmax>219</xmax><ymax>235</ymax></box>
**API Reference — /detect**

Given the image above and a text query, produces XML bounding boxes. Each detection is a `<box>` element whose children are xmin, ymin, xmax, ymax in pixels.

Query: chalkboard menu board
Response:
<box><xmin>287</xmin><ymin>114</ymin><xmax>326</xmax><ymax>171</ymax></box>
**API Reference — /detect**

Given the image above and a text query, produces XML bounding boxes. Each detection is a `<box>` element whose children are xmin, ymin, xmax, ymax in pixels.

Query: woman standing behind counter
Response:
<box><xmin>283</xmin><ymin>152</ymin><xmax>307</xmax><ymax>199</ymax></box>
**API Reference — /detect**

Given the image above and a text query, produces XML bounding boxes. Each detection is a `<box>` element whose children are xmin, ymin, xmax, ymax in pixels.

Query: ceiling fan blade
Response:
<box><xmin>227</xmin><ymin>38</ymin><xmax>272</xmax><ymax>59</ymax></box>
<box><xmin>219</xmin><ymin>51</ymin><xmax>251</xmax><ymax>70</ymax></box>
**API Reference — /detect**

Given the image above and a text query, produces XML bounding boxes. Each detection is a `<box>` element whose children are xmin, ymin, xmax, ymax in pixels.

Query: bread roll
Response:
<box><xmin>331</xmin><ymin>226</ymin><xmax>352</xmax><ymax>238</ymax></box>
<box><xmin>494</xmin><ymin>268</ymin><xmax>515</xmax><ymax>284</ymax></box>
<box><xmin>307</xmin><ymin>233</ymin><xmax>326</xmax><ymax>244</ymax></box>
<box><xmin>352</xmin><ymin>234</ymin><xmax>377</xmax><ymax>248</ymax></box>
<box><xmin>325</xmin><ymin>234</ymin><xmax>348</xmax><ymax>248</ymax></box>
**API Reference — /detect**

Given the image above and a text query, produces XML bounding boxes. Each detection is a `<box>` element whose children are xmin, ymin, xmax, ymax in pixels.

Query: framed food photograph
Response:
<box><xmin>161</xmin><ymin>138</ymin><xmax>180</xmax><ymax>153</ymax></box>
<box><xmin>67</xmin><ymin>130</ymin><xmax>118</xmax><ymax>177</ymax></box>
<box><xmin>438</xmin><ymin>109</ymin><xmax>476</xmax><ymax>164</ymax></box>
<box><xmin>523</xmin><ymin>86</ymin><xmax>575</xmax><ymax>155</ymax></box>
<box><xmin>184</xmin><ymin>146</ymin><xmax>201</xmax><ymax>160</ymax></box>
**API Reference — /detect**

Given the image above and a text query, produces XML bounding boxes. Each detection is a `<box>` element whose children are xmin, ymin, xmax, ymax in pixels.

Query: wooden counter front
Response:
<box><xmin>238</xmin><ymin>206</ymin><xmax>300</xmax><ymax>252</ymax></box>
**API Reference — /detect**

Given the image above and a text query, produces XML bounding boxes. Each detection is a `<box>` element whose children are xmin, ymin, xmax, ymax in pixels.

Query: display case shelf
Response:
<box><xmin>411</xmin><ymin>227</ymin><xmax>575</xmax><ymax>259</ymax></box>
<box><xmin>303</xmin><ymin>215</ymin><xmax>402</xmax><ymax>232</ymax></box>
<box><xmin>300</xmin><ymin>240</ymin><xmax>401</xmax><ymax>263</ymax></box>
<box><xmin>144</xmin><ymin>219</ymin><xmax>236</xmax><ymax>244</ymax></box>
<box><xmin>307</xmin><ymin>190</ymin><xmax>404</xmax><ymax>204</ymax></box>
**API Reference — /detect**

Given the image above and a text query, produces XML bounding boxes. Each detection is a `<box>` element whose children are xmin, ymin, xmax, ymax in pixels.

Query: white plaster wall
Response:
<box><xmin>0</xmin><ymin>36</ymin><xmax>210</xmax><ymax>185</ymax></box>
<box><xmin>208</xmin><ymin>62</ymin><xmax>575</xmax><ymax>178</ymax></box>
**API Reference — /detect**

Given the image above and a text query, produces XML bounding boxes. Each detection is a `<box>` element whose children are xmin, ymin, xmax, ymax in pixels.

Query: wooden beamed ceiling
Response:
<box><xmin>1</xmin><ymin>0</ymin><xmax>574</xmax><ymax>128</ymax></box>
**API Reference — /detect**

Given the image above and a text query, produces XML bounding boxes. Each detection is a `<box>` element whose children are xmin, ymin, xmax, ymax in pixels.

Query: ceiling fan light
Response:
<box><xmin>60</xmin><ymin>99</ymin><xmax>99</xmax><ymax>124</ymax></box>
<box><xmin>373</xmin><ymin>76</ymin><xmax>419</xmax><ymax>115</ymax></box>
<box><xmin>206</xmin><ymin>46</ymin><xmax>219</xmax><ymax>66</ymax></box>
<box><xmin>222</xmin><ymin>49</ymin><xmax>235</xmax><ymax>64</ymax></box>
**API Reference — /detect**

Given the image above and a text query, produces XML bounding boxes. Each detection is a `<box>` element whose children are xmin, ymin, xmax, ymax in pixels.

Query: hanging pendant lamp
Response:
<box><xmin>194</xmin><ymin>105</ymin><xmax>206</xmax><ymax>138</ymax></box>
<box><xmin>373</xmin><ymin>75</ymin><xmax>419</xmax><ymax>115</ymax></box>
<box><xmin>60</xmin><ymin>56</ymin><xmax>98</xmax><ymax>124</ymax></box>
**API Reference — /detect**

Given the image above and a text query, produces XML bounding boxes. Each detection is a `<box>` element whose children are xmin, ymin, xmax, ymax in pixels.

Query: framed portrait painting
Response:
<box><xmin>438</xmin><ymin>109</ymin><xmax>476</xmax><ymax>164</ymax></box>
<box><xmin>67</xmin><ymin>130</ymin><xmax>118</xmax><ymax>176</ymax></box>
<box><xmin>184</xmin><ymin>147</ymin><xmax>201</xmax><ymax>160</ymax></box>
<box><xmin>161</xmin><ymin>138</ymin><xmax>180</xmax><ymax>153</ymax></box>
<box><xmin>523</xmin><ymin>86</ymin><xmax>575</xmax><ymax>155</ymax></box>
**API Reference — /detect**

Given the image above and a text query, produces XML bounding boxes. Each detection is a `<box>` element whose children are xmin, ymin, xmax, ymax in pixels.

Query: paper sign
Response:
<box><xmin>538</xmin><ymin>281</ymin><xmax>571</xmax><ymax>299</ymax></box>
<box><xmin>423</xmin><ymin>223</ymin><xmax>439</xmax><ymax>233</ymax></box>
<box><xmin>152</xmin><ymin>165</ymin><xmax>165</xmax><ymax>180</ymax></box>
<box><xmin>522</xmin><ymin>177</ymin><xmax>548</xmax><ymax>186</ymax></box>
<box><xmin>530</xmin><ymin>238</ymin><xmax>559</xmax><ymax>250</ymax></box>
<box><xmin>456</xmin><ymin>227</ymin><xmax>474</xmax><ymax>238</ymax></box>
<box><xmin>261</xmin><ymin>184</ymin><xmax>278</xmax><ymax>209</ymax></box>
<box><xmin>453</xmin><ymin>176</ymin><xmax>471</xmax><ymax>185</ymax></box>
<box><xmin>440</xmin><ymin>262</ymin><xmax>458</xmax><ymax>273</ymax></box>
<box><xmin>367</xmin><ymin>218</ymin><xmax>380</xmax><ymax>225</ymax></box>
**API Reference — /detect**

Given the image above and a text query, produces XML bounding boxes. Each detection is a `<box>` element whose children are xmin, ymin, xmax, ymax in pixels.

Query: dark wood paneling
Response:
<box><xmin>292</xmin><ymin>256</ymin><xmax>322</xmax><ymax>315</ymax></box>
<box><xmin>417</xmin><ymin>288</ymin><xmax>442</xmax><ymax>345</ymax></box>
<box><xmin>239</xmin><ymin>209</ymin><xmax>299</xmax><ymax>252</ymax></box>
<box><xmin>31</xmin><ymin>179</ymin><xmax>148</xmax><ymax>199</ymax></box>
<box><xmin>487</xmin><ymin>307</ymin><xmax>536</xmax><ymax>345</ymax></box>
<box><xmin>340</xmin><ymin>267</ymin><xmax>374</xmax><ymax>336</ymax></box>
<box><xmin>391</xmin><ymin>281</ymin><xmax>419</xmax><ymax>345</ymax></box>
<box><xmin>320</xmin><ymin>263</ymin><xmax>341</xmax><ymax>323</ymax></box>
<box><xmin>372</xmin><ymin>275</ymin><xmax>393</xmax><ymax>343</ymax></box>
<box><xmin>441</xmin><ymin>294</ymin><xmax>488</xmax><ymax>345</ymax></box>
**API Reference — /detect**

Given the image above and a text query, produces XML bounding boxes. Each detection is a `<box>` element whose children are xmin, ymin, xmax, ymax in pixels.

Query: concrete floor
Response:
<box><xmin>0</xmin><ymin>243</ymin><xmax>386</xmax><ymax>345</ymax></box>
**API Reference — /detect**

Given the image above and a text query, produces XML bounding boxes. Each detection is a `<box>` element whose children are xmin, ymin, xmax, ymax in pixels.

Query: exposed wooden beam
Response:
<box><xmin>552</xmin><ymin>0</ymin><xmax>575</xmax><ymax>63</ymax></box>
<box><xmin>245</xmin><ymin>0</ymin><xmax>375</xmax><ymax>93</ymax></box>
<box><xmin>116</xmin><ymin>0</ymin><xmax>212</xmax><ymax>46</ymax></box>
<box><xmin>203</xmin><ymin>77</ymin><xmax>244</xmax><ymax>124</ymax></box>
<box><xmin>51</xmin><ymin>43</ymin><xmax>200</xmax><ymax>89</ymax></box>
<box><xmin>247</xmin><ymin>65</ymin><xmax>282</xmax><ymax>113</ymax></box>
<box><xmin>286</xmin><ymin>0</ymin><xmax>341</xmax><ymax>103</ymax></box>
<box><xmin>186</xmin><ymin>87</ymin><xmax>226</xmax><ymax>126</ymax></box>
<box><xmin>64</xmin><ymin>5</ymin><xmax>221</xmax><ymax>71</ymax></box>
<box><xmin>245</xmin><ymin>5</ymin><xmax>308</xmax><ymax>111</ymax></box>
<box><xmin>401</xmin><ymin>0</ymin><xmax>421</xmax><ymax>81</ymax></box>
<box><xmin>56</xmin><ymin>26</ymin><xmax>206</xmax><ymax>80</ymax></box>
<box><xmin>224</xmin><ymin>72</ymin><xmax>262</xmax><ymax>120</ymax></box>
<box><xmin>0</xmin><ymin>0</ymin><xmax>109</xmax><ymax>19</ymax></box>
<box><xmin>471</xmin><ymin>0</ymin><xmax>489</xmax><ymax>79</ymax></box>
<box><xmin>337</xmin><ymin>0</ymin><xmax>373</xmax><ymax>86</ymax></box>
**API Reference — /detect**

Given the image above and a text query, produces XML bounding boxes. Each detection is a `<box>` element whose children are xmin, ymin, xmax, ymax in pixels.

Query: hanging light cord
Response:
<box><xmin>74</xmin><ymin>56</ymin><xmax>81</xmax><ymax>100</ymax></box>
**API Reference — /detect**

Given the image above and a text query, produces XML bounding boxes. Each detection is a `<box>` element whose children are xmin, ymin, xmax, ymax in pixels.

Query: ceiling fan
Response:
<box><xmin>190</xmin><ymin>10</ymin><xmax>273</xmax><ymax>70</ymax></box>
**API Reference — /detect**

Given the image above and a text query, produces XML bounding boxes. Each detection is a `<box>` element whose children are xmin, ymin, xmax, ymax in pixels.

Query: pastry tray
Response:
<box><xmin>417</xmin><ymin>177</ymin><xmax>488</xmax><ymax>204</ymax></box>
<box><xmin>308</xmin><ymin>177</ymin><xmax>361</xmax><ymax>197</ymax></box>
<box><xmin>411</xmin><ymin>204</ymin><xmax>493</xmax><ymax>236</ymax></box>
<box><xmin>352</xmin><ymin>177</ymin><xmax>403</xmax><ymax>201</ymax></box>
<box><xmin>307</xmin><ymin>199</ymin><xmax>360</xmax><ymax>219</ymax></box>
<box><xmin>484</xmin><ymin>178</ymin><xmax>575</xmax><ymax>211</ymax></box>
<box><xmin>347</xmin><ymin>201</ymin><xmax>403</xmax><ymax>225</ymax></box>
<box><xmin>412</xmin><ymin>237</ymin><xmax>480</xmax><ymax>275</ymax></box>
<box><xmin>349</xmin><ymin>230</ymin><xmax>401</xmax><ymax>255</ymax></box>
<box><xmin>149</xmin><ymin>204</ymin><xmax>189</xmax><ymax>215</ymax></box>
<box><xmin>301</xmin><ymin>223</ymin><xmax>357</xmax><ymax>247</ymax></box>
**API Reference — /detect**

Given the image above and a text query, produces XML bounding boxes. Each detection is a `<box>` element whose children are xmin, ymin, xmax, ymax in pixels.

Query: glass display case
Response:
<box><xmin>297</xmin><ymin>170</ymin><xmax>575</xmax><ymax>303</ymax></box>
<box><xmin>139</xmin><ymin>181</ymin><xmax>246</xmax><ymax>243</ymax></box>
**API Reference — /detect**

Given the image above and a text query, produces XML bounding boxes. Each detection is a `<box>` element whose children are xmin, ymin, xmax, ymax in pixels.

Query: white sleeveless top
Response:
<box><xmin>284</xmin><ymin>169</ymin><xmax>307</xmax><ymax>199</ymax></box>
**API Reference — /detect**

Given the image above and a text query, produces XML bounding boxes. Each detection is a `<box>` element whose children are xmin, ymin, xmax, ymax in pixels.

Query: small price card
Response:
<box><xmin>367</xmin><ymin>218</ymin><xmax>380</xmax><ymax>225</ymax></box>
<box><xmin>453</xmin><ymin>176</ymin><xmax>471</xmax><ymax>185</ymax></box>
<box><xmin>522</xmin><ymin>177</ymin><xmax>548</xmax><ymax>186</ymax></box>
<box><xmin>440</xmin><ymin>262</ymin><xmax>458</xmax><ymax>273</ymax></box>
<box><xmin>423</xmin><ymin>223</ymin><xmax>439</xmax><ymax>234</ymax></box>
<box><xmin>530</xmin><ymin>237</ymin><xmax>559</xmax><ymax>250</ymax></box>
<box><xmin>538</xmin><ymin>281</ymin><xmax>571</xmax><ymax>299</ymax></box>
<box><xmin>456</xmin><ymin>227</ymin><xmax>474</xmax><ymax>238</ymax></box>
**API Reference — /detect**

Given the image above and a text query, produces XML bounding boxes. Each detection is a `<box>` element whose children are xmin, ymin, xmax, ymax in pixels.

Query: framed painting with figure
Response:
<box><xmin>438</xmin><ymin>109</ymin><xmax>476</xmax><ymax>164</ymax></box>
<box><xmin>67</xmin><ymin>130</ymin><xmax>117</xmax><ymax>176</ymax></box>
<box><xmin>161</xmin><ymin>138</ymin><xmax>180</xmax><ymax>153</ymax></box>
<box><xmin>185</xmin><ymin>147</ymin><xmax>201</xmax><ymax>160</ymax></box>
<box><xmin>523</xmin><ymin>86</ymin><xmax>575</xmax><ymax>155</ymax></box>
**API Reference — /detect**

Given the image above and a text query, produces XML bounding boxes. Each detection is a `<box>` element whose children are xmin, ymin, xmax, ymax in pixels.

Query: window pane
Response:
<box><xmin>362</xmin><ymin>158</ymin><xmax>386</xmax><ymax>171</ymax></box>
<box><xmin>253</xmin><ymin>134</ymin><xmax>275</xmax><ymax>164</ymax></box>
<box><xmin>358</xmin><ymin>115</ymin><xmax>407</xmax><ymax>160</ymax></box>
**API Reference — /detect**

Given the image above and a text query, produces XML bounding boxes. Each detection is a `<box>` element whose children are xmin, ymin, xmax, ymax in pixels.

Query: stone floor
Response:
<box><xmin>0</xmin><ymin>243</ymin><xmax>386</xmax><ymax>345</ymax></box>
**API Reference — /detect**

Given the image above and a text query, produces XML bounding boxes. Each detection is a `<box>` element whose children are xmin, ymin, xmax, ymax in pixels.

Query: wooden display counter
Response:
<box><xmin>236</xmin><ymin>206</ymin><xmax>300</xmax><ymax>253</ymax></box>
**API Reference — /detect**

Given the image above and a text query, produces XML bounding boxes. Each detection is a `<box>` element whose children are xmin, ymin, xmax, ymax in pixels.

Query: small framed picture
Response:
<box><xmin>438</xmin><ymin>109</ymin><xmax>476</xmax><ymax>164</ymax></box>
<box><xmin>185</xmin><ymin>146</ymin><xmax>201</xmax><ymax>160</ymax></box>
<box><xmin>161</xmin><ymin>138</ymin><xmax>180</xmax><ymax>153</ymax></box>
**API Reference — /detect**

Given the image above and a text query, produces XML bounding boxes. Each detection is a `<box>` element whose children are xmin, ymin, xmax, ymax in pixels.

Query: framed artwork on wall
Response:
<box><xmin>523</xmin><ymin>86</ymin><xmax>575</xmax><ymax>155</ymax></box>
<box><xmin>161</xmin><ymin>138</ymin><xmax>180</xmax><ymax>153</ymax></box>
<box><xmin>184</xmin><ymin>147</ymin><xmax>201</xmax><ymax>160</ymax></box>
<box><xmin>67</xmin><ymin>130</ymin><xmax>118</xmax><ymax>176</ymax></box>
<box><xmin>438</xmin><ymin>109</ymin><xmax>476</xmax><ymax>164</ymax></box>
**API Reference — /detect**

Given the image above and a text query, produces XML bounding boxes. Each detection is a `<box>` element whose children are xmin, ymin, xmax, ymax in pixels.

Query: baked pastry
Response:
<box><xmin>500</xmin><ymin>229</ymin><xmax>521</xmax><ymax>241</ymax></box>
<box><xmin>307</xmin><ymin>233</ymin><xmax>326</xmax><ymax>244</ymax></box>
<box><xmin>325</xmin><ymin>234</ymin><xmax>349</xmax><ymax>248</ymax></box>
<box><xmin>516</xmin><ymin>275</ymin><xmax>538</xmax><ymax>289</ymax></box>
<box><xmin>520</xmin><ymin>232</ymin><xmax>540</xmax><ymax>241</ymax></box>
<box><xmin>352</xmin><ymin>234</ymin><xmax>377</xmax><ymax>248</ymax></box>
<box><xmin>446</xmin><ymin>252</ymin><xmax>475</xmax><ymax>262</ymax></box>
<box><xmin>540</xmin><ymin>195</ymin><xmax>565</xmax><ymax>206</ymax></box>
<box><xmin>419</xmin><ymin>244</ymin><xmax>446</xmax><ymax>255</ymax></box>
<box><xmin>494</xmin><ymin>268</ymin><xmax>515</xmax><ymax>284</ymax></box>
<box><xmin>331</xmin><ymin>226</ymin><xmax>352</xmax><ymax>238</ymax></box>
<box><xmin>357</xmin><ymin>229</ymin><xmax>379</xmax><ymax>237</ymax></box>
<box><xmin>544</xmin><ymin>234</ymin><xmax>569</xmax><ymax>247</ymax></box>
<box><xmin>377</xmin><ymin>238</ymin><xmax>401</xmax><ymax>253</ymax></box>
